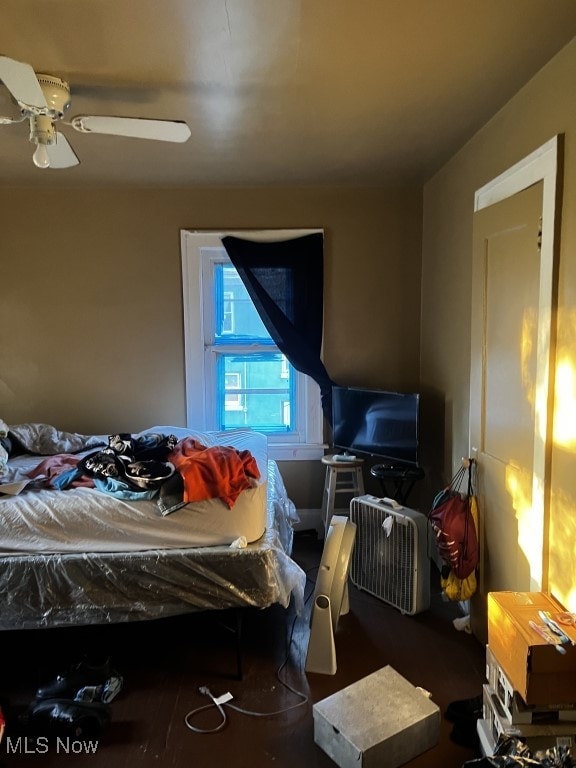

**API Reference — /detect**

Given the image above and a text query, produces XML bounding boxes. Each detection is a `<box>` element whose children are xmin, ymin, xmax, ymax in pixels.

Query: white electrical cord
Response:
<box><xmin>184</xmin><ymin>565</ymin><xmax>318</xmax><ymax>734</ymax></box>
<box><xmin>184</xmin><ymin>687</ymin><xmax>231</xmax><ymax>734</ymax></box>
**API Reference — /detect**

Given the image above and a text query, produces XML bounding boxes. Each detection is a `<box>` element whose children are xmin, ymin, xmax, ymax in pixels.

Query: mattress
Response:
<box><xmin>0</xmin><ymin>427</ymin><xmax>269</xmax><ymax>553</ymax></box>
<box><xmin>0</xmin><ymin>425</ymin><xmax>306</xmax><ymax>629</ymax></box>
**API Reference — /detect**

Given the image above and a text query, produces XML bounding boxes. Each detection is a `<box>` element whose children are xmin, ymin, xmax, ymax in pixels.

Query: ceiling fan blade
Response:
<box><xmin>46</xmin><ymin>132</ymin><xmax>80</xmax><ymax>169</ymax></box>
<box><xmin>0</xmin><ymin>115</ymin><xmax>25</xmax><ymax>125</ymax></box>
<box><xmin>70</xmin><ymin>115</ymin><xmax>191</xmax><ymax>143</ymax></box>
<box><xmin>0</xmin><ymin>55</ymin><xmax>47</xmax><ymax>112</ymax></box>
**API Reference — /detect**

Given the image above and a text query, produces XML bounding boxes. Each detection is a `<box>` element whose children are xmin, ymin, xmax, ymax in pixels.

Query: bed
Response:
<box><xmin>0</xmin><ymin>424</ymin><xmax>306</xmax><ymax>631</ymax></box>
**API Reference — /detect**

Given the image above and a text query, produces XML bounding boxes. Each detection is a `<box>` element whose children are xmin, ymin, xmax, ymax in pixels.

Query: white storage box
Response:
<box><xmin>482</xmin><ymin>684</ymin><xmax>575</xmax><ymax>753</ymax></box>
<box><xmin>313</xmin><ymin>665</ymin><xmax>440</xmax><ymax>768</ymax></box>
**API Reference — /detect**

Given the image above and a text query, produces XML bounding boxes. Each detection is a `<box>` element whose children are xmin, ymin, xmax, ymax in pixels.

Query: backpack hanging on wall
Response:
<box><xmin>428</xmin><ymin>460</ymin><xmax>478</xmax><ymax>582</ymax></box>
<box><xmin>439</xmin><ymin>491</ymin><xmax>479</xmax><ymax>601</ymax></box>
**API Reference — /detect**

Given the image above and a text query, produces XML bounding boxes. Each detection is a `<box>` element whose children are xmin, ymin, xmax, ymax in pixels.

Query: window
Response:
<box><xmin>181</xmin><ymin>230</ymin><xmax>326</xmax><ymax>461</ymax></box>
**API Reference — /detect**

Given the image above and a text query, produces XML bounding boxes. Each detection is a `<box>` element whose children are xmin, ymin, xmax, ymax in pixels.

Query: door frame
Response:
<box><xmin>471</xmin><ymin>135</ymin><xmax>561</xmax><ymax>591</ymax></box>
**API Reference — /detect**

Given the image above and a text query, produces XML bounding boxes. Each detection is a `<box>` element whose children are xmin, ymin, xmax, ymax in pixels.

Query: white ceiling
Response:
<box><xmin>1</xmin><ymin>0</ymin><xmax>575</xmax><ymax>189</ymax></box>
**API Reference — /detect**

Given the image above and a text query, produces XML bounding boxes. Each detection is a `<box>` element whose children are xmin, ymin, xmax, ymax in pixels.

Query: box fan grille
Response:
<box><xmin>350</xmin><ymin>495</ymin><xmax>430</xmax><ymax>615</ymax></box>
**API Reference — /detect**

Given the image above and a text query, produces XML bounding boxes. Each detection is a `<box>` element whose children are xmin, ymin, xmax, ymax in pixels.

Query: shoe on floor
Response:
<box><xmin>27</xmin><ymin>698</ymin><xmax>111</xmax><ymax>740</ymax></box>
<box><xmin>450</xmin><ymin>716</ymin><xmax>480</xmax><ymax>751</ymax></box>
<box><xmin>35</xmin><ymin>659</ymin><xmax>123</xmax><ymax>704</ymax></box>
<box><xmin>445</xmin><ymin>694</ymin><xmax>483</xmax><ymax>723</ymax></box>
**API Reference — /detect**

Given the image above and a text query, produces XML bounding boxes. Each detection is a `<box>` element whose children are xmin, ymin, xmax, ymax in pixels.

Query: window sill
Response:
<box><xmin>269</xmin><ymin>443</ymin><xmax>328</xmax><ymax>462</ymax></box>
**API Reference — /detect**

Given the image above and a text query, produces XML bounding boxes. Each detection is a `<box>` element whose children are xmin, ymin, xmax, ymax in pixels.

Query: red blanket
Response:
<box><xmin>168</xmin><ymin>438</ymin><xmax>261</xmax><ymax>508</ymax></box>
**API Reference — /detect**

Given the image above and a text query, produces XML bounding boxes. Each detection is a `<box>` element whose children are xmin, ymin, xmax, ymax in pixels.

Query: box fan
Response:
<box><xmin>350</xmin><ymin>495</ymin><xmax>430</xmax><ymax>615</ymax></box>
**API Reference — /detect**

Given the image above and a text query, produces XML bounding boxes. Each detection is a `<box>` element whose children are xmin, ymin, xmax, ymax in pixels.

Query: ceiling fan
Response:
<box><xmin>0</xmin><ymin>55</ymin><xmax>191</xmax><ymax>169</ymax></box>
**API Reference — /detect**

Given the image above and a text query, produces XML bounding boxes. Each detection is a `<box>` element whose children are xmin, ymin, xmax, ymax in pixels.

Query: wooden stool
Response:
<box><xmin>321</xmin><ymin>454</ymin><xmax>365</xmax><ymax>537</ymax></box>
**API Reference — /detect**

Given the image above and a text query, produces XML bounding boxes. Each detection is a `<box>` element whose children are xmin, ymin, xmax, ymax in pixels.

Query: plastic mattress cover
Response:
<box><xmin>0</xmin><ymin>461</ymin><xmax>306</xmax><ymax>630</ymax></box>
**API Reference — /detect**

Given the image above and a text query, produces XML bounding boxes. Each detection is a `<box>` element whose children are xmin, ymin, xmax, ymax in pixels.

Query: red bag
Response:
<box><xmin>428</xmin><ymin>463</ymin><xmax>478</xmax><ymax>580</ymax></box>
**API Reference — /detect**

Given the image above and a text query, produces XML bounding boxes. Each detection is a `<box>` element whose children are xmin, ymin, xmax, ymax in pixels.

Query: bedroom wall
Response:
<box><xmin>420</xmin><ymin>38</ymin><xmax>576</xmax><ymax>610</ymax></box>
<box><xmin>0</xmin><ymin>185</ymin><xmax>422</xmax><ymax>510</ymax></box>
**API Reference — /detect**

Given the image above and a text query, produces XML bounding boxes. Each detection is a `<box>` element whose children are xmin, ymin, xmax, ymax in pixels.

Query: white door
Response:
<box><xmin>469</xmin><ymin>172</ymin><xmax>560</xmax><ymax>641</ymax></box>
<box><xmin>468</xmin><ymin>138</ymin><xmax>560</xmax><ymax>642</ymax></box>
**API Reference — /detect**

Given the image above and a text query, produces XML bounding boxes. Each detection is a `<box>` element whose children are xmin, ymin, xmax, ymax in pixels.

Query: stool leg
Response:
<box><xmin>321</xmin><ymin>473</ymin><xmax>330</xmax><ymax>536</ymax></box>
<box><xmin>325</xmin><ymin>469</ymin><xmax>337</xmax><ymax>538</ymax></box>
<box><xmin>355</xmin><ymin>466</ymin><xmax>365</xmax><ymax>497</ymax></box>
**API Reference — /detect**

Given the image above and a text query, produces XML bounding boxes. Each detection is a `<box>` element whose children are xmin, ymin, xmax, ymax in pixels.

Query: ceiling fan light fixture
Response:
<box><xmin>32</xmin><ymin>142</ymin><xmax>50</xmax><ymax>168</ymax></box>
<box><xmin>29</xmin><ymin>115</ymin><xmax>55</xmax><ymax>169</ymax></box>
<box><xmin>29</xmin><ymin>114</ymin><xmax>56</xmax><ymax>145</ymax></box>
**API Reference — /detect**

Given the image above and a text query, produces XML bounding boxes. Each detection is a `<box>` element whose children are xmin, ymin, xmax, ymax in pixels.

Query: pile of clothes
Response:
<box><xmin>31</xmin><ymin>432</ymin><xmax>179</xmax><ymax>496</ymax></box>
<box><xmin>17</xmin><ymin>429</ymin><xmax>261</xmax><ymax>514</ymax></box>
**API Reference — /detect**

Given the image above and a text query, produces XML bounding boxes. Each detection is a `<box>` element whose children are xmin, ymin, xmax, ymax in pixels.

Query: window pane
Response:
<box><xmin>215</xmin><ymin>263</ymin><xmax>270</xmax><ymax>342</ymax></box>
<box><xmin>217</xmin><ymin>352</ymin><xmax>295</xmax><ymax>432</ymax></box>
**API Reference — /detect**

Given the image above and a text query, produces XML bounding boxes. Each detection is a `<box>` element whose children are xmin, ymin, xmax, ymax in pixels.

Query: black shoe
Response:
<box><xmin>35</xmin><ymin>659</ymin><xmax>123</xmax><ymax>704</ymax></box>
<box><xmin>445</xmin><ymin>694</ymin><xmax>483</xmax><ymax>723</ymax></box>
<box><xmin>27</xmin><ymin>698</ymin><xmax>111</xmax><ymax>740</ymax></box>
<box><xmin>450</xmin><ymin>716</ymin><xmax>480</xmax><ymax>751</ymax></box>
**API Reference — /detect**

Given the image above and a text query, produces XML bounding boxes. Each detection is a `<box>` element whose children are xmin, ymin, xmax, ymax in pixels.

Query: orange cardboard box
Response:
<box><xmin>487</xmin><ymin>591</ymin><xmax>576</xmax><ymax>705</ymax></box>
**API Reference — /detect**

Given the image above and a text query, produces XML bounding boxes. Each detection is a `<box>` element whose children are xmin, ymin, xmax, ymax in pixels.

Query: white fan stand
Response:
<box><xmin>305</xmin><ymin>515</ymin><xmax>357</xmax><ymax>675</ymax></box>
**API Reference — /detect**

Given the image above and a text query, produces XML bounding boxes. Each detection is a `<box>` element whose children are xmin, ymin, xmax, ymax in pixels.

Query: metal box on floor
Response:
<box><xmin>313</xmin><ymin>665</ymin><xmax>440</xmax><ymax>768</ymax></box>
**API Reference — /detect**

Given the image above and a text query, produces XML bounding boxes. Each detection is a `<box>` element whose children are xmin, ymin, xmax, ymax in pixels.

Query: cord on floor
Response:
<box><xmin>184</xmin><ymin>565</ymin><xmax>318</xmax><ymax>734</ymax></box>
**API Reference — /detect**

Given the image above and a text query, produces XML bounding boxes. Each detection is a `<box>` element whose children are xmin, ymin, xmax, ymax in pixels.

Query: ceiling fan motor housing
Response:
<box><xmin>34</xmin><ymin>74</ymin><xmax>71</xmax><ymax>118</ymax></box>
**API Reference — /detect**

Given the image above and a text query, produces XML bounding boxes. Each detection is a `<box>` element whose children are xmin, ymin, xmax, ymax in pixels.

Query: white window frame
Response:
<box><xmin>181</xmin><ymin>229</ymin><xmax>326</xmax><ymax>461</ymax></box>
<box><xmin>224</xmin><ymin>371</ymin><xmax>244</xmax><ymax>411</ymax></box>
<box><xmin>221</xmin><ymin>290</ymin><xmax>235</xmax><ymax>334</ymax></box>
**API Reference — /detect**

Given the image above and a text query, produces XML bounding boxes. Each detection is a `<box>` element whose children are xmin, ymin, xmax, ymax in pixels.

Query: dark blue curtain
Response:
<box><xmin>221</xmin><ymin>233</ymin><xmax>335</xmax><ymax>423</ymax></box>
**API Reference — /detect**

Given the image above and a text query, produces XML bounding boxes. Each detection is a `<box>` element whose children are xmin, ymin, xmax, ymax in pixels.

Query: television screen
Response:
<box><xmin>331</xmin><ymin>386</ymin><xmax>420</xmax><ymax>467</ymax></box>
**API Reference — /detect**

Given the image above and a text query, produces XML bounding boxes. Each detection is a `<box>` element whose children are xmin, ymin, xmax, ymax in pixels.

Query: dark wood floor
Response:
<box><xmin>1</xmin><ymin>531</ymin><xmax>486</xmax><ymax>767</ymax></box>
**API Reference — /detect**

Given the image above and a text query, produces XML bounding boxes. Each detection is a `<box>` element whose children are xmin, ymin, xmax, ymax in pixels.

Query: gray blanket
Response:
<box><xmin>8</xmin><ymin>423</ymin><xmax>106</xmax><ymax>456</ymax></box>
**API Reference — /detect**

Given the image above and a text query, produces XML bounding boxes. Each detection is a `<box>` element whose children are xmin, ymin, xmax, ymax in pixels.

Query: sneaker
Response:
<box><xmin>27</xmin><ymin>698</ymin><xmax>111</xmax><ymax>740</ymax></box>
<box><xmin>35</xmin><ymin>659</ymin><xmax>123</xmax><ymax>704</ymax></box>
<box><xmin>445</xmin><ymin>694</ymin><xmax>482</xmax><ymax>723</ymax></box>
<box><xmin>74</xmin><ymin>675</ymin><xmax>124</xmax><ymax>705</ymax></box>
<box><xmin>450</xmin><ymin>716</ymin><xmax>480</xmax><ymax>751</ymax></box>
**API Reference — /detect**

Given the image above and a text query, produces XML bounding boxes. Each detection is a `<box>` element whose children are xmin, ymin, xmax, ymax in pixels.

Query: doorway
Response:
<box><xmin>469</xmin><ymin>137</ymin><xmax>561</xmax><ymax>641</ymax></box>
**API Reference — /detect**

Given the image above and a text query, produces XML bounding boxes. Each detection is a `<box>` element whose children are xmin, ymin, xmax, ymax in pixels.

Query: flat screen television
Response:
<box><xmin>331</xmin><ymin>386</ymin><xmax>420</xmax><ymax>467</ymax></box>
